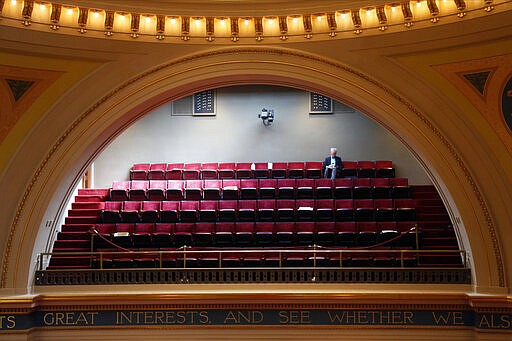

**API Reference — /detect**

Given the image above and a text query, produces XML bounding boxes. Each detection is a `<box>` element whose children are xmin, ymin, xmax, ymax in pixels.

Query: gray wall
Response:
<box><xmin>93</xmin><ymin>85</ymin><xmax>431</xmax><ymax>187</ymax></box>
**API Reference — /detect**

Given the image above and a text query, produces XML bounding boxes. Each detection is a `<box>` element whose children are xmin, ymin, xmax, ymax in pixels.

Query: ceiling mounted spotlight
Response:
<box><xmin>259</xmin><ymin>108</ymin><xmax>274</xmax><ymax>126</ymax></box>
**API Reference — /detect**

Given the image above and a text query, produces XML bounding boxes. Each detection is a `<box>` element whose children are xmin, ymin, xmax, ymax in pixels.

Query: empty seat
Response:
<box><xmin>336</xmin><ymin>222</ymin><xmax>357</xmax><ymax>246</ymax></box>
<box><xmin>341</xmin><ymin>161</ymin><xmax>357</xmax><ymax>178</ymax></box>
<box><xmin>153</xmin><ymin>223</ymin><xmax>174</xmax><ymax>247</ymax></box>
<box><xmin>276</xmin><ymin>200</ymin><xmax>295</xmax><ymax>221</ymax></box>
<box><xmin>372</xmin><ymin>178</ymin><xmax>392</xmax><ymax>198</ymax></box>
<box><xmin>218</xmin><ymin>200</ymin><xmax>238</xmax><ymax>222</ymax></box>
<box><xmin>215</xmin><ymin>222</ymin><xmax>235</xmax><ymax>246</ymax></box>
<box><xmin>257</xmin><ymin>200</ymin><xmax>276</xmax><ymax>221</ymax></box>
<box><xmin>316</xmin><ymin>222</ymin><xmax>336</xmax><ymax>245</ymax></box>
<box><xmin>255</xmin><ymin>222</ymin><xmax>275</xmax><ymax>245</ymax></box>
<box><xmin>305</xmin><ymin>161</ymin><xmax>323</xmax><ymax>179</ymax></box>
<box><xmin>357</xmin><ymin>222</ymin><xmax>378</xmax><ymax>246</ymax></box>
<box><xmin>132</xmin><ymin>223</ymin><xmax>154</xmax><ymax>247</ymax></box>
<box><xmin>130</xmin><ymin>163</ymin><xmax>150</xmax><ymax>180</ymax></box>
<box><xmin>253</xmin><ymin>162</ymin><xmax>270</xmax><ymax>179</ymax></box>
<box><xmin>275</xmin><ymin>222</ymin><xmax>296</xmax><ymax>245</ymax></box>
<box><xmin>147</xmin><ymin>180</ymin><xmax>167</xmax><ymax>201</ymax></box>
<box><xmin>284</xmin><ymin>252</ymin><xmax>308</xmax><ymax>267</ymax></box>
<box><xmin>160</xmin><ymin>201</ymin><xmax>179</xmax><ymax>223</ymax></box>
<box><xmin>259</xmin><ymin>179</ymin><xmax>277</xmax><ymax>198</ymax></box>
<box><xmin>270</xmin><ymin>162</ymin><xmax>287</xmax><ymax>179</ymax></box>
<box><xmin>236</xmin><ymin>162</ymin><xmax>253</xmax><ymax>179</ymax></box>
<box><xmin>352</xmin><ymin>178</ymin><xmax>372</xmax><ymax>199</ymax></box>
<box><xmin>394</xmin><ymin>199</ymin><xmax>417</xmax><ymax>221</ymax></box>
<box><xmin>134</xmin><ymin>250</ymin><xmax>159</xmax><ymax>268</ymax></box>
<box><xmin>296</xmin><ymin>179</ymin><xmax>315</xmax><ymax>198</ymax></box>
<box><xmin>238</xmin><ymin>200</ymin><xmax>256</xmax><ymax>221</ymax></box>
<box><xmin>396</xmin><ymin>221</ymin><xmax>419</xmax><ymax>248</ymax></box>
<box><xmin>112</xmin><ymin>253</ymin><xmax>135</xmax><ymax>268</ymax></box>
<box><xmin>183</xmin><ymin>163</ymin><xmax>201</xmax><ymax>180</ymax></box>
<box><xmin>242</xmin><ymin>252</ymin><xmax>264</xmax><ymax>267</ymax></box>
<box><xmin>180</xmin><ymin>201</ymin><xmax>199</xmax><ymax>222</ymax></box>
<box><xmin>375</xmin><ymin>160</ymin><xmax>395</xmax><ymax>178</ymax></box>
<box><xmin>140</xmin><ymin>201</ymin><xmax>161</xmax><ymax>223</ymax></box>
<box><xmin>348</xmin><ymin>252</ymin><xmax>374</xmax><ymax>267</ymax></box>
<box><xmin>148</xmin><ymin>163</ymin><xmax>167</xmax><ymax>180</ymax></box>
<box><xmin>159</xmin><ymin>248</ymin><xmax>178</xmax><ymax>268</ymax></box>
<box><xmin>287</xmin><ymin>162</ymin><xmax>304</xmax><ymax>178</ymax></box>
<box><xmin>166</xmin><ymin>180</ymin><xmax>185</xmax><ymax>201</ymax></box>
<box><xmin>240</xmin><ymin>179</ymin><xmax>258</xmax><ymax>199</ymax></box>
<box><xmin>110</xmin><ymin>181</ymin><xmax>130</xmax><ymax>201</ymax></box>
<box><xmin>235</xmin><ymin>222</ymin><xmax>254</xmax><ymax>245</ymax></box>
<box><xmin>199</xmin><ymin>201</ymin><xmax>218</xmax><ymax>222</ymax></box>
<box><xmin>129</xmin><ymin>181</ymin><xmax>149</xmax><ymax>201</ymax></box>
<box><xmin>92</xmin><ymin>223</ymin><xmax>115</xmax><ymax>249</ymax></box>
<box><xmin>334</xmin><ymin>199</ymin><xmax>354</xmax><ymax>221</ymax></box>
<box><xmin>112</xmin><ymin>223</ymin><xmax>135</xmax><ymax>248</ymax></box>
<box><xmin>377</xmin><ymin>221</ymin><xmax>400</xmax><ymax>244</ymax></box>
<box><xmin>173</xmin><ymin>223</ymin><xmax>194</xmax><ymax>246</ymax></box>
<box><xmin>357</xmin><ymin>161</ymin><xmax>376</xmax><ymax>178</ymax></box>
<box><xmin>165</xmin><ymin>163</ymin><xmax>184</xmax><ymax>180</ymax></box>
<box><xmin>295</xmin><ymin>222</ymin><xmax>315</xmax><ymax>245</ymax></box>
<box><xmin>184</xmin><ymin>180</ymin><xmax>203</xmax><ymax>200</ymax></box>
<box><xmin>315</xmin><ymin>179</ymin><xmax>333</xmax><ymax>199</ymax></box>
<box><xmin>296</xmin><ymin>199</ymin><xmax>315</xmax><ymax>221</ymax></box>
<box><xmin>201</xmin><ymin>163</ymin><xmax>219</xmax><ymax>180</ymax></box>
<box><xmin>203</xmin><ymin>179</ymin><xmax>221</xmax><ymax>200</ymax></box>
<box><xmin>333</xmin><ymin>178</ymin><xmax>352</xmax><ymax>199</ymax></box>
<box><xmin>121</xmin><ymin>201</ymin><xmax>142</xmax><ymax>223</ymax></box>
<box><xmin>194</xmin><ymin>223</ymin><xmax>215</xmax><ymax>246</ymax></box>
<box><xmin>277</xmin><ymin>179</ymin><xmax>296</xmax><ymax>199</ymax></box>
<box><xmin>316</xmin><ymin>199</ymin><xmax>334</xmax><ymax>221</ymax></box>
<box><xmin>374</xmin><ymin>199</ymin><xmax>394</xmax><ymax>221</ymax></box>
<box><xmin>354</xmin><ymin>199</ymin><xmax>374</xmax><ymax>221</ymax></box>
<box><xmin>222</xmin><ymin>179</ymin><xmax>240</xmax><ymax>200</ymax></box>
<box><xmin>391</xmin><ymin>178</ymin><xmax>411</xmax><ymax>198</ymax></box>
<box><xmin>218</xmin><ymin>163</ymin><xmax>236</xmax><ymax>179</ymax></box>
<box><xmin>101</xmin><ymin>201</ymin><xmax>122</xmax><ymax>223</ymax></box>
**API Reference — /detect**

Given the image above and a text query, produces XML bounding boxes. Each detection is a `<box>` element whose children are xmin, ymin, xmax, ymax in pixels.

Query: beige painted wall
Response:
<box><xmin>93</xmin><ymin>85</ymin><xmax>431</xmax><ymax>187</ymax></box>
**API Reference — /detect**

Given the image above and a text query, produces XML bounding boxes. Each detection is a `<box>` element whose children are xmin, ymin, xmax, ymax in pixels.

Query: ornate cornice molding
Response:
<box><xmin>0</xmin><ymin>46</ymin><xmax>504</xmax><ymax>289</ymax></box>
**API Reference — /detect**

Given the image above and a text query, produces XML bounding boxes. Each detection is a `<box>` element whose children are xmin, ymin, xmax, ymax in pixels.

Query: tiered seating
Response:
<box><xmin>46</xmin><ymin>161</ymin><xmax>464</xmax><ymax>271</ymax></box>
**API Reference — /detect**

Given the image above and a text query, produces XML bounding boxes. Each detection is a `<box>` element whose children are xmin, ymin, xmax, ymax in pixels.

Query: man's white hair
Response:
<box><xmin>330</xmin><ymin>147</ymin><xmax>337</xmax><ymax>152</ymax></box>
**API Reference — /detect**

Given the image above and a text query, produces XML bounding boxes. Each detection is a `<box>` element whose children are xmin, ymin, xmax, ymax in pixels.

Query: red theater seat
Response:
<box><xmin>132</xmin><ymin>223</ymin><xmax>154</xmax><ymax>247</ymax></box>
<box><xmin>372</xmin><ymin>178</ymin><xmax>392</xmax><ymax>198</ymax></box>
<box><xmin>375</xmin><ymin>160</ymin><xmax>395</xmax><ymax>178</ymax></box>
<box><xmin>199</xmin><ymin>201</ymin><xmax>218</xmax><ymax>222</ymax></box>
<box><xmin>215</xmin><ymin>222</ymin><xmax>235</xmax><ymax>246</ymax></box>
<box><xmin>357</xmin><ymin>222</ymin><xmax>378</xmax><ymax>246</ymax></box>
<box><xmin>173</xmin><ymin>223</ymin><xmax>194</xmax><ymax>246</ymax></box>
<box><xmin>201</xmin><ymin>163</ymin><xmax>219</xmax><ymax>180</ymax></box>
<box><xmin>335</xmin><ymin>199</ymin><xmax>354</xmax><ymax>221</ymax></box>
<box><xmin>354</xmin><ymin>199</ymin><xmax>375</xmax><ymax>221</ymax></box>
<box><xmin>259</xmin><ymin>179</ymin><xmax>277</xmax><ymax>199</ymax></box>
<box><xmin>287</xmin><ymin>162</ymin><xmax>304</xmax><ymax>179</ymax></box>
<box><xmin>180</xmin><ymin>201</ymin><xmax>199</xmax><ymax>222</ymax></box>
<box><xmin>129</xmin><ymin>181</ymin><xmax>149</xmax><ymax>201</ymax></box>
<box><xmin>336</xmin><ymin>222</ymin><xmax>356</xmax><ymax>246</ymax></box>
<box><xmin>153</xmin><ymin>223</ymin><xmax>174</xmax><ymax>247</ymax></box>
<box><xmin>112</xmin><ymin>223</ymin><xmax>135</xmax><ymax>248</ymax></box>
<box><xmin>183</xmin><ymin>163</ymin><xmax>201</xmax><ymax>180</ymax></box>
<box><xmin>296</xmin><ymin>199</ymin><xmax>315</xmax><ymax>221</ymax></box>
<box><xmin>315</xmin><ymin>179</ymin><xmax>333</xmax><ymax>199</ymax></box>
<box><xmin>121</xmin><ymin>201</ymin><xmax>142</xmax><ymax>223</ymax></box>
<box><xmin>316</xmin><ymin>221</ymin><xmax>336</xmax><ymax>245</ymax></box>
<box><xmin>394</xmin><ymin>199</ymin><xmax>417</xmax><ymax>221</ymax></box>
<box><xmin>203</xmin><ymin>179</ymin><xmax>221</xmax><ymax>200</ymax></box>
<box><xmin>333</xmin><ymin>178</ymin><xmax>352</xmax><ymax>199</ymax></box>
<box><xmin>110</xmin><ymin>181</ymin><xmax>130</xmax><ymax>201</ymax></box>
<box><xmin>236</xmin><ymin>163</ymin><xmax>253</xmax><ymax>179</ymax></box>
<box><xmin>147</xmin><ymin>180</ymin><xmax>167</xmax><ymax>201</ymax></box>
<box><xmin>357</xmin><ymin>161</ymin><xmax>376</xmax><ymax>178</ymax></box>
<box><xmin>240</xmin><ymin>179</ymin><xmax>258</xmax><ymax>199</ymax></box>
<box><xmin>130</xmin><ymin>163</ymin><xmax>150</xmax><ymax>180</ymax></box>
<box><xmin>185</xmin><ymin>180</ymin><xmax>203</xmax><ymax>200</ymax></box>
<box><xmin>166</xmin><ymin>180</ymin><xmax>185</xmax><ymax>201</ymax></box>
<box><xmin>352</xmin><ymin>178</ymin><xmax>372</xmax><ymax>199</ymax></box>
<box><xmin>238</xmin><ymin>200</ymin><xmax>256</xmax><ymax>221</ymax></box>
<box><xmin>148</xmin><ymin>163</ymin><xmax>167</xmax><ymax>180</ymax></box>
<box><xmin>275</xmin><ymin>222</ymin><xmax>296</xmax><ymax>245</ymax></box>
<box><xmin>374</xmin><ymin>199</ymin><xmax>394</xmax><ymax>221</ymax></box>
<box><xmin>140</xmin><ymin>201</ymin><xmax>161</xmax><ymax>223</ymax></box>
<box><xmin>377</xmin><ymin>221</ymin><xmax>400</xmax><ymax>243</ymax></box>
<box><xmin>165</xmin><ymin>163</ymin><xmax>184</xmax><ymax>180</ymax></box>
<box><xmin>270</xmin><ymin>162</ymin><xmax>287</xmax><ymax>179</ymax></box>
<box><xmin>101</xmin><ymin>201</ymin><xmax>122</xmax><ymax>223</ymax></box>
<box><xmin>222</xmin><ymin>179</ymin><xmax>239</xmax><ymax>200</ymax></box>
<box><xmin>316</xmin><ymin>199</ymin><xmax>334</xmax><ymax>221</ymax></box>
<box><xmin>160</xmin><ymin>201</ymin><xmax>179</xmax><ymax>223</ymax></box>
<box><xmin>391</xmin><ymin>178</ymin><xmax>411</xmax><ymax>198</ymax></box>
<box><xmin>277</xmin><ymin>179</ymin><xmax>295</xmax><ymax>199</ymax></box>
<box><xmin>219</xmin><ymin>163</ymin><xmax>236</xmax><ymax>179</ymax></box>
<box><xmin>218</xmin><ymin>200</ymin><xmax>238</xmax><ymax>222</ymax></box>
<box><xmin>254</xmin><ymin>162</ymin><xmax>270</xmax><ymax>179</ymax></box>
<box><xmin>257</xmin><ymin>200</ymin><xmax>276</xmax><ymax>221</ymax></box>
<box><xmin>235</xmin><ymin>222</ymin><xmax>255</xmax><ymax>245</ymax></box>
<box><xmin>93</xmin><ymin>223</ymin><xmax>115</xmax><ymax>248</ymax></box>
<box><xmin>295</xmin><ymin>221</ymin><xmax>315</xmax><ymax>245</ymax></box>
<box><xmin>255</xmin><ymin>222</ymin><xmax>275</xmax><ymax>245</ymax></box>
<box><xmin>277</xmin><ymin>200</ymin><xmax>295</xmax><ymax>221</ymax></box>
<box><xmin>194</xmin><ymin>223</ymin><xmax>215</xmax><ymax>246</ymax></box>
<box><xmin>305</xmin><ymin>161</ymin><xmax>323</xmax><ymax>179</ymax></box>
<box><xmin>296</xmin><ymin>179</ymin><xmax>314</xmax><ymax>198</ymax></box>
<box><xmin>341</xmin><ymin>161</ymin><xmax>357</xmax><ymax>178</ymax></box>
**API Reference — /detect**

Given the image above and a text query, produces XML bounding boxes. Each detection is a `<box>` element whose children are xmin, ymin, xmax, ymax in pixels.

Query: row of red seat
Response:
<box><xmin>110</xmin><ymin>178</ymin><xmax>410</xmax><ymax>201</ymax></box>
<box><xmin>86</xmin><ymin>221</ymin><xmax>418</xmax><ymax>249</ymax></box>
<box><xmin>99</xmin><ymin>199</ymin><xmax>417</xmax><ymax>224</ymax></box>
<box><xmin>130</xmin><ymin>161</ymin><xmax>395</xmax><ymax>180</ymax></box>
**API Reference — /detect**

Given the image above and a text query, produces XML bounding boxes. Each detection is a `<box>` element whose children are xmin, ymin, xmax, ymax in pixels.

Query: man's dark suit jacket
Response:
<box><xmin>323</xmin><ymin>156</ymin><xmax>343</xmax><ymax>171</ymax></box>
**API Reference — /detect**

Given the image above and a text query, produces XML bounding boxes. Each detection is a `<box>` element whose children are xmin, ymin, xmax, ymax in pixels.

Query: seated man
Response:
<box><xmin>323</xmin><ymin>147</ymin><xmax>343</xmax><ymax>180</ymax></box>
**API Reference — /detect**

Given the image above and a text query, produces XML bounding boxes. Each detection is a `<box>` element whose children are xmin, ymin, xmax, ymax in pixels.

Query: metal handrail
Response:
<box><xmin>39</xmin><ymin>248</ymin><xmax>467</xmax><ymax>271</ymax></box>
